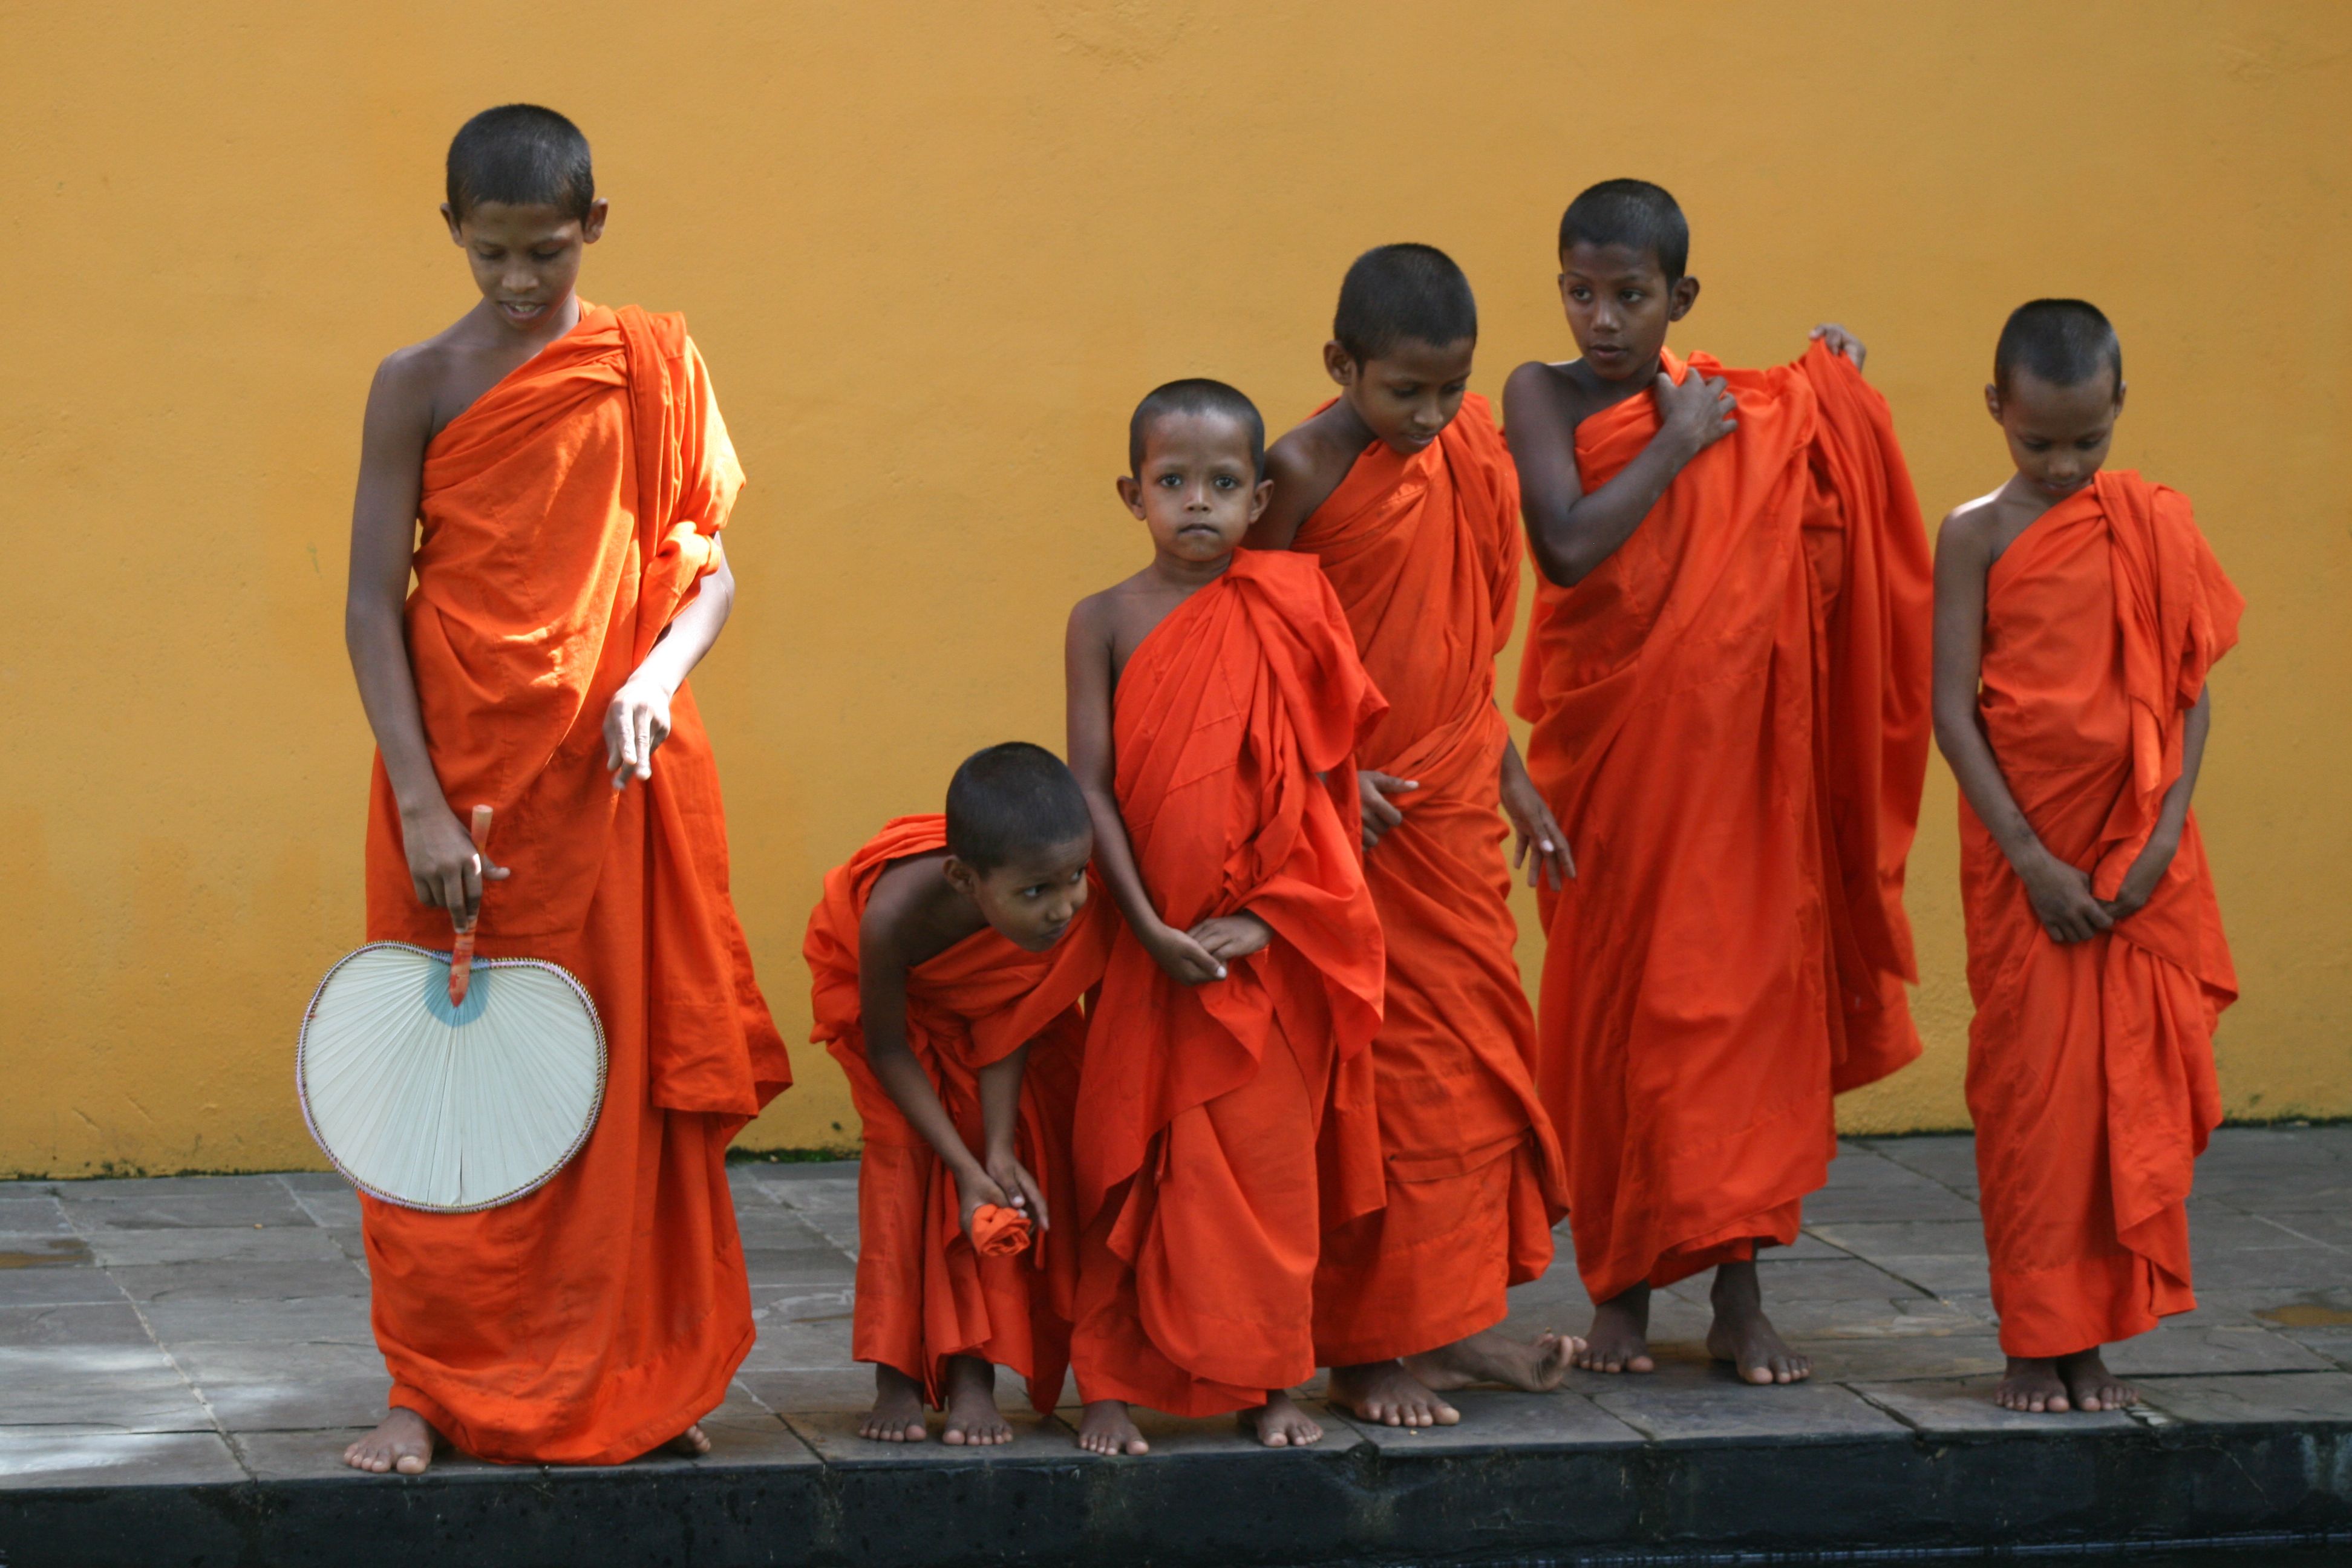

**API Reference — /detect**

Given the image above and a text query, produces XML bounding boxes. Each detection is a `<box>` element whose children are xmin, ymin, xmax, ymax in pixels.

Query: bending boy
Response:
<box><xmin>804</xmin><ymin>743</ymin><xmax>1107</xmax><ymax>1443</ymax></box>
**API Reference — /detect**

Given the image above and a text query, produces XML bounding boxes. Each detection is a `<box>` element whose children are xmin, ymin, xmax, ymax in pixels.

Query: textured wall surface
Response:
<box><xmin>3</xmin><ymin>1</ymin><xmax>2345</xmax><ymax>1174</ymax></box>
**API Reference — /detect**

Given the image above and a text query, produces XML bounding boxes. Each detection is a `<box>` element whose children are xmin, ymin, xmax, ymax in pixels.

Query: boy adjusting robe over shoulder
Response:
<box><xmin>1065</xmin><ymin>381</ymin><xmax>1388</xmax><ymax>1454</ymax></box>
<box><xmin>1934</xmin><ymin>302</ymin><xmax>2241</xmax><ymax>1415</ymax></box>
<box><xmin>343</xmin><ymin>108</ymin><xmax>788</xmax><ymax>1473</ymax></box>
<box><xmin>1504</xmin><ymin>181</ymin><xmax>1931</xmax><ymax>1382</ymax></box>
<box><xmin>803</xmin><ymin>758</ymin><xmax>1111</xmax><ymax>1442</ymax></box>
<box><xmin>1252</xmin><ymin>245</ymin><xmax>1575</xmax><ymax>1428</ymax></box>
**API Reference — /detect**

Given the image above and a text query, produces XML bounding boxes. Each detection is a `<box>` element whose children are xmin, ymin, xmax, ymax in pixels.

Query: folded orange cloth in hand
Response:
<box><xmin>970</xmin><ymin>1204</ymin><xmax>1033</xmax><ymax>1257</ymax></box>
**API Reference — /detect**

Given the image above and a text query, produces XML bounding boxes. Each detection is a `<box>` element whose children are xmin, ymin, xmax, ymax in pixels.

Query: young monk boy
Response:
<box><xmin>1065</xmin><ymin>379</ymin><xmax>1388</xmax><ymax>1453</ymax></box>
<box><xmin>1933</xmin><ymin>300</ymin><xmax>2241</xmax><ymax>1414</ymax></box>
<box><xmin>341</xmin><ymin>105</ymin><xmax>789</xmax><ymax>1472</ymax></box>
<box><xmin>1504</xmin><ymin>179</ymin><xmax>1933</xmax><ymax>1385</ymax></box>
<box><xmin>1250</xmin><ymin>244</ymin><xmax>1579</xmax><ymax>1428</ymax></box>
<box><xmin>803</xmin><ymin>742</ymin><xmax>1109</xmax><ymax>1444</ymax></box>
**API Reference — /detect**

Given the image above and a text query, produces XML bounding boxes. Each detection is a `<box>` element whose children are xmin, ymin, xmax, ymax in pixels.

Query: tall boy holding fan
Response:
<box><xmin>340</xmin><ymin>104</ymin><xmax>788</xmax><ymax>1473</ymax></box>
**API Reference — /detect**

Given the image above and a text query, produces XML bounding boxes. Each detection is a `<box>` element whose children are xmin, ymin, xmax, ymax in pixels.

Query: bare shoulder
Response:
<box><xmin>1267</xmin><ymin>410</ymin><xmax>1360</xmax><ymax>495</ymax></box>
<box><xmin>1502</xmin><ymin>359</ymin><xmax>1599</xmax><ymax>437</ymax></box>
<box><xmin>1938</xmin><ymin>488</ymin><xmax>2010</xmax><ymax>547</ymax></box>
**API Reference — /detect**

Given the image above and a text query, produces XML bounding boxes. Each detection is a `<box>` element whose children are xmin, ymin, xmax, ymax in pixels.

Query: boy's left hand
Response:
<box><xmin>1500</xmin><ymin>766</ymin><xmax>1575</xmax><ymax>890</ymax></box>
<box><xmin>604</xmin><ymin>677</ymin><xmax>673</xmax><ymax>789</ymax></box>
<box><xmin>1188</xmin><ymin>912</ymin><xmax>1273</xmax><ymax>965</ymax></box>
<box><xmin>982</xmin><ymin>1150</ymin><xmax>1050</xmax><ymax>1233</ymax></box>
<box><xmin>2100</xmin><ymin>830</ymin><xmax>2181</xmax><ymax>923</ymax></box>
<box><xmin>1809</xmin><ymin>323</ymin><xmax>1866</xmax><ymax>370</ymax></box>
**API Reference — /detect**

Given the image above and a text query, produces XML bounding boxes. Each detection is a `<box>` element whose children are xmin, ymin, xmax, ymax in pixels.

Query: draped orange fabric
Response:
<box><xmin>1963</xmin><ymin>471</ymin><xmax>2240</xmax><ymax>1357</ymax></box>
<box><xmin>1288</xmin><ymin>396</ymin><xmax>1569</xmax><ymax>1365</ymax></box>
<box><xmin>1514</xmin><ymin>342</ymin><xmax>1932</xmax><ymax>1303</ymax></box>
<box><xmin>360</xmin><ymin>303</ymin><xmax>790</xmax><ymax>1465</ymax></box>
<box><xmin>1070</xmin><ymin>550</ymin><xmax>1388</xmax><ymax>1415</ymax></box>
<box><xmin>803</xmin><ymin>815</ymin><xmax>1110</xmax><ymax>1413</ymax></box>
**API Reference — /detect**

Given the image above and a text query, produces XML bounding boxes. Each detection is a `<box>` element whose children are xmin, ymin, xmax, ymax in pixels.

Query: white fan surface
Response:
<box><xmin>299</xmin><ymin>943</ymin><xmax>606</xmax><ymax>1212</ymax></box>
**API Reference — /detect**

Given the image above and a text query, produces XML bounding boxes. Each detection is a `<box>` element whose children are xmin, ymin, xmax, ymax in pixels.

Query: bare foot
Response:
<box><xmin>940</xmin><ymin>1356</ymin><xmax>1013</xmax><ymax>1446</ymax></box>
<box><xmin>1327</xmin><ymin>1361</ymin><xmax>1459</xmax><ymax>1427</ymax></box>
<box><xmin>1407</xmin><ymin>1326</ymin><xmax>1580</xmax><ymax>1396</ymax></box>
<box><xmin>1995</xmin><ymin>1356</ymin><xmax>2071</xmax><ymax>1412</ymax></box>
<box><xmin>1576</xmin><ymin>1284</ymin><xmax>1655</xmax><ymax>1373</ymax></box>
<box><xmin>342</xmin><ymin>1407</ymin><xmax>439</xmax><ymax>1475</ymax></box>
<box><xmin>1077</xmin><ymin>1399</ymin><xmax>1149</xmax><ymax>1455</ymax></box>
<box><xmin>1706</xmin><ymin>1261</ymin><xmax>1810</xmax><ymax>1384</ymax></box>
<box><xmin>1240</xmin><ymin>1390</ymin><xmax>1323</xmax><ymax>1448</ymax></box>
<box><xmin>2056</xmin><ymin>1348</ymin><xmax>2137</xmax><ymax>1412</ymax></box>
<box><xmin>659</xmin><ymin>1422</ymin><xmax>712</xmax><ymax>1457</ymax></box>
<box><xmin>858</xmin><ymin>1364</ymin><xmax>929</xmax><ymax>1442</ymax></box>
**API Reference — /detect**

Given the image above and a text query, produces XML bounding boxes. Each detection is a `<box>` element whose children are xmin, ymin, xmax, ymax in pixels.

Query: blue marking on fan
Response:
<box><xmin>422</xmin><ymin>957</ymin><xmax>492</xmax><ymax>1027</ymax></box>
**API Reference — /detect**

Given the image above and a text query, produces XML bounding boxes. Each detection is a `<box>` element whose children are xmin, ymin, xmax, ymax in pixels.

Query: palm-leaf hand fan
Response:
<box><xmin>298</xmin><ymin>806</ymin><xmax>607</xmax><ymax>1212</ymax></box>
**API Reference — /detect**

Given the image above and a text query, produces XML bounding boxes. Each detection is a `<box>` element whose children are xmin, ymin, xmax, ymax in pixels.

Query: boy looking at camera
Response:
<box><xmin>1063</xmin><ymin>380</ymin><xmax>1388</xmax><ymax>1453</ymax></box>
<box><xmin>1503</xmin><ymin>179</ymin><xmax>1932</xmax><ymax>1387</ymax></box>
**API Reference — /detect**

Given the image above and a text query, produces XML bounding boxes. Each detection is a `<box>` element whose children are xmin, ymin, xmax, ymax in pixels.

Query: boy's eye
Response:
<box><xmin>1621</xmin><ymin>290</ymin><xmax>1644</xmax><ymax>303</ymax></box>
<box><xmin>1157</xmin><ymin>472</ymin><xmax>1183</xmax><ymax>486</ymax></box>
<box><xmin>2022</xmin><ymin>439</ymin><xmax>2050</xmax><ymax>452</ymax></box>
<box><xmin>1214</xmin><ymin>475</ymin><xmax>1238</xmax><ymax>489</ymax></box>
<box><xmin>2078</xmin><ymin>436</ymin><xmax>2103</xmax><ymax>449</ymax></box>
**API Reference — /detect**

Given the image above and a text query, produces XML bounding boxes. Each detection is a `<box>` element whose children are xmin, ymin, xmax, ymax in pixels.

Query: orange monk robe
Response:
<box><xmin>362</xmin><ymin>304</ymin><xmax>791</xmax><ymax>1465</ymax></box>
<box><xmin>1290</xmin><ymin>396</ymin><xmax>1570</xmax><ymax>1366</ymax></box>
<box><xmin>1514</xmin><ymin>342</ymin><xmax>1933</xmax><ymax>1304</ymax></box>
<box><xmin>803</xmin><ymin>815</ymin><xmax>1111</xmax><ymax>1414</ymax></box>
<box><xmin>1964</xmin><ymin>471</ymin><xmax>2241</xmax><ymax>1357</ymax></box>
<box><xmin>1070</xmin><ymin>550</ymin><xmax>1390</xmax><ymax>1416</ymax></box>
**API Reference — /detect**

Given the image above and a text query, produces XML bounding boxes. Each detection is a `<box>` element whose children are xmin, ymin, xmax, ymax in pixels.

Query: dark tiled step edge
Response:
<box><xmin>4</xmin><ymin>1418</ymin><xmax>2351</xmax><ymax>1568</ymax></box>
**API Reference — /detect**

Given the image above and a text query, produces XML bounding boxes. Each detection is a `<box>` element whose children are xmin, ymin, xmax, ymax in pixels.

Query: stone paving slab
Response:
<box><xmin>0</xmin><ymin>1132</ymin><xmax>2348</xmax><ymax>1567</ymax></box>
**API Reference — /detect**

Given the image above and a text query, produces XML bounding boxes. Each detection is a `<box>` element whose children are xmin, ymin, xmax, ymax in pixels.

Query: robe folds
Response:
<box><xmin>803</xmin><ymin>815</ymin><xmax>1111</xmax><ymax>1413</ymax></box>
<box><xmin>1289</xmin><ymin>396</ymin><xmax>1570</xmax><ymax>1365</ymax></box>
<box><xmin>361</xmin><ymin>303</ymin><xmax>791</xmax><ymax>1465</ymax></box>
<box><xmin>1962</xmin><ymin>471</ymin><xmax>2240</xmax><ymax>1357</ymax></box>
<box><xmin>1514</xmin><ymin>342</ymin><xmax>1933</xmax><ymax>1304</ymax></box>
<box><xmin>1071</xmin><ymin>550</ymin><xmax>1389</xmax><ymax>1415</ymax></box>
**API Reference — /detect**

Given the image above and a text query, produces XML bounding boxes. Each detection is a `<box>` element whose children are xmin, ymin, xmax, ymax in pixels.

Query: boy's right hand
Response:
<box><xmin>1360</xmin><ymin>770</ymin><xmax>1418</xmax><ymax>850</ymax></box>
<box><xmin>953</xmin><ymin>1163</ymin><xmax>1014</xmax><ymax>1240</ymax></box>
<box><xmin>400</xmin><ymin>803</ymin><xmax>509</xmax><ymax>930</ymax></box>
<box><xmin>2015</xmin><ymin>849</ymin><xmax>2114</xmax><ymax>944</ymax></box>
<box><xmin>1655</xmin><ymin>367</ymin><xmax>1737</xmax><ymax>460</ymax></box>
<box><xmin>1143</xmin><ymin>921</ymin><xmax>1230</xmax><ymax>986</ymax></box>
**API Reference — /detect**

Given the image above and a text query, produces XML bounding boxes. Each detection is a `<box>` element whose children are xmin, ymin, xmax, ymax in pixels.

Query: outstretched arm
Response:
<box><xmin>1498</xmin><ymin>733</ymin><xmax>1573</xmax><ymax>889</ymax></box>
<box><xmin>1932</xmin><ymin>514</ymin><xmax>2112</xmax><ymax>944</ymax></box>
<box><xmin>604</xmin><ymin>557</ymin><xmax>735</xmax><ymax>789</ymax></box>
<box><xmin>1503</xmin><ymin>362</ymin><xmax>1736</xmax><ymax>587</ymax></box>
<box><xmin>345</xmin><ymin>355</ymin><xmax>508</xmax><ymax>928</ymax></box>
<box><xmin>975</xmin><ymin>1045</ymin><xmax>1048</xmax><ymax>1230</ymax></box>
<box><xmin>857</xmin><ymin>881</ymin><xmax>1011</xmax><ymax>1238</ymax></box>
<box><xmin>1063</xmin><ymin>601</ymin><xmax>1230</xmax><ymax>984</ymax></box>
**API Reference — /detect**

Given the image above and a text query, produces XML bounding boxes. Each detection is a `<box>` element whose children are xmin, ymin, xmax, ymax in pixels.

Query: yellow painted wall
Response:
<box><xmin>4</xmin><ymin>1</ymin><xmax>2345</xmax><ymax>1176</ymax></box>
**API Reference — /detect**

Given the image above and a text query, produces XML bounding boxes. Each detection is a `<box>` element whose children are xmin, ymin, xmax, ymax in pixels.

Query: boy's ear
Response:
<box><xmin>2112</xmin><ymin>382</ymin><xmax>2128</xmax><ymax>417</ymax></box>
<box><xmin>1249</xmin><ymin>477</ymin><xmax>1273</xmax><ymax>523</ymax></box>
<box><xmin>941</xmin><ymin>856</ymin><xmax>982</xmax><ymax>898</ymax></box>
<box><xmin>1667</xmin><ymin>276</ymin><xmax>1700</xmax><ymax>321</ymax></box>
<box><xmin>1115</xmin><ymin>474</ymin><xmax>1146</xmax><ymax>518</ymax></box>
<box><xmin>1984</xmin><ymin>384</ymin><xmax>2004</xmax><ymax>422</ymax></box>
<box><xmin>581</xmin><ymin>198</ymin><xmax>610</xmax><ymax>244</ymax></box>
<box><xmin>1322</xmin><ymin>341</ymin><xmax>1358</xmax><ymax>388</ymax></box>
<box><xmin>442</xmin><ymin>203</ymin><xmax>464</xmax><ymax>244</ymax></box>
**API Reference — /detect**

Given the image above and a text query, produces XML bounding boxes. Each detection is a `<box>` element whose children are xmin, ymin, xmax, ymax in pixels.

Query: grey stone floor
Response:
<box><xmin>4</xmin><ymin>1128</ymin><xmax>2350</xmax><ymax>1490</ymax></box>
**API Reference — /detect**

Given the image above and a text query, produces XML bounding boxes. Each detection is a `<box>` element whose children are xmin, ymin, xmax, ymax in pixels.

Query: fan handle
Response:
<box><xmin>447</xmin><ymin>805</ymin><xmax>495</xmax><ymax>1007</ymax></box>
